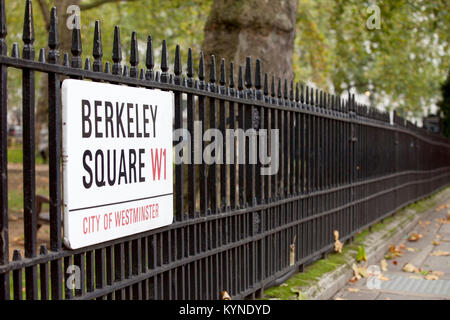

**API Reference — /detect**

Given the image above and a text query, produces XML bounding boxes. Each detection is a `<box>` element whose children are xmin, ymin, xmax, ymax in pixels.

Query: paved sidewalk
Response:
<box><xmin>332</xmin><ymin>192</ymin><xmax>450</xmax><ymax>300</ymax></box>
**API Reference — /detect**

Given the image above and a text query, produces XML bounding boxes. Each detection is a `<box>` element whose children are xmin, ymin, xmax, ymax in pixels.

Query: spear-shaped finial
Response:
<box><xmin>238</xmin><ymin>65</ymin><xmax>244</xmax><ymax>91</ymax></box>
<box><xmin>209</xmin><ymin>55</ymin><xmax>216</xmax><ymax>84</ymax></box>
<box><xmin>22</xmin><ymin>0</ymin><xmax>34</xmax><ymax>60</ymax></box>
<box><xmin>112</xmin><ymin>25</ymin><xmax>122</xmax><ymax>75</ymax></box>
<box><xmin>174</xmin><ymin>44</ymin><xmax>182</xmax><ymax>77</ymax></box>
<box><xmin>255</xmin><ymin>58</ymin><xmax>262</xmax><ymax>90</ymax></box>
<box><xmin>129</xmin><ymin>31</ymin><xmax>139</xmax><ymax>78</ymax></box>
<box><xmin>160</xmin><ymin>39</ymin><xmax>168</xmax><ymax>82</ymax></box>
<box><xmin>71</xmin><ymin>14</ymin><xmax>81</xmax><ymax>68</ymax></box>
<box><xmin>187</xmin><ymin>48</ymin><xmax>193</xmax><ymax>79</ymax></box>
<box><xmin>229</xmin><ymin>62</ymin><xmax>235</xmax><ymax>89</ymax></box>
<box><xmin>219</xmin><ymin>58</ymin><xmax>226</xmax><ymax>86</ymax></box>
<box><xmin>199</xmin><ymin>51</ymin><xmax>205</xmax><ymax>82</ymax></box>
<box><xmin>244</xmin><ymin>56</ymin><xmax>252</xmax><ymax>89</ymax></box>
<box><xmin>47</xmin><ymin>7</ymin><xmax>59</xmax><ymax>64</ymax></box>
<box><xmin>145</xmin><ymin>35</ymin><xmax>154</xmax><ymax>80</ymax></box>
<box><xmin>91</xmin><ymin>21</ymin><xmax>103</xmax><ymax>72</ymax></box>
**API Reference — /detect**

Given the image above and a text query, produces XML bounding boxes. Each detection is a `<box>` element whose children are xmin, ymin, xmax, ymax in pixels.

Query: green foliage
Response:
<box><xmin>294</xmin><ymin>0</ymin><xmax>449</xmax><ymax>117</ymax></box>
<box><xmin>3</xmin><ymin>0</ymin><xmax>449</xmax><ymax>120</ymax></box>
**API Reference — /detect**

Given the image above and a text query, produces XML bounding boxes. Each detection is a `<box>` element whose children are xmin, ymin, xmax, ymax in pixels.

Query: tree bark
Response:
<box><xmin>202</xmin><ymin>0</ymin><xmax>298</xmax><ymax>82</ymax></box>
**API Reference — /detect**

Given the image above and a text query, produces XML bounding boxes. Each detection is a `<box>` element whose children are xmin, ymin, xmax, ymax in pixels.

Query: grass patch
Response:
<box><xmin>8</xmin><ymin>145</ymin><xmax>47</xmax><ymax>165</ymax></box>
<box><xmin>8</xmin><ymin>187</ymin><xmax>49</xmax><ymax>213</ymax></box>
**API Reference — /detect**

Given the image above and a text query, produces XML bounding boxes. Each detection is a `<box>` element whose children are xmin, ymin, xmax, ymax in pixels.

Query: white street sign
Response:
<box><xmin>62</xmin><ymin>79</ymin><xmax>173</xmax><ymax>249</ymax></box>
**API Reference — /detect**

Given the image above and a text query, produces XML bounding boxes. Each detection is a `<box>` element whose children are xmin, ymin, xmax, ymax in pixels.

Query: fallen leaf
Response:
<box><xmin>334</xmin><ymin>230</ymin><xmax>343</xmax><ymax>253</ymax></box>
<box><xmin>430</xmin><ymin>250</ymin><xmax>450</xmax><ymax>256</ymax></box>
<box><xmin>349</xmin><ymin>276</ymin><xmax>358</xmax><ymax>283</ymax></box>
<box><xmin>406</xmin><ymin>247</ymin><xmax>417</xmax><ymax>252</ymax></box>
<box><xmin>356</xmin><ymin>246</ymin><xmax>367</xmax><ymax>262</ymax></box>
<box><xmin>432</xmin><ymin>271</ymin><xmax>444</xmax><ymax>277</ymax></box>
<box><xmin>402</xmin><ymin>263</ymin><xmax>418</xmax><ymax>273</ymax></box>
<box><xmin>279</xmin><ymin>283</ymin><xmax>288</xmax><ymax>287</ymax></box>
<box><xmin>334</xmin><ymin>297</ymin><xmax>346</xmax><ymax>300</ymax></box>
<box><xmin>381</xmin><ymin>259</ymin><xmax>388</xmax><ymax>272</ymax></box>
<box><xmin>425</xmin><ymin>274</ymin><xmax>439</xmax><ymax>280</ymax></box>
<box><xmin>408</xmin><ymin>233</ymin><xmax>423</xmax><ymax>242</ymax></box>
<box><xmin>379</xmin><ymin>274</ymin><xmax>390</xmax><ymax>281</ymax></box>
<box><xmin>347</xmin><ymin>287</ymin><xmax>360</xmax><ymax>293</ymax></box>
<box><xmin>432</xmin><ymin>240</ymin><xmax>441</xmax><ymax>246</ymax></box>
<box><xmin>393</xmin><ymin>260</ymin><xmax>398</xmax><ymax>266</ymax></box>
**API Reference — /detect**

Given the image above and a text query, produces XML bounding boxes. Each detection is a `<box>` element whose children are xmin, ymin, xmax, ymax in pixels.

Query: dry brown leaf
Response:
<box><xmin>425</xmin><ymin>274</ymin><xmax>439</xmax><ymax>280</ymax></box>
<box><xmin>432</xmin><ymin>271</ymin><xmax>444</xmax><ymax>277</ymax></box>
<box><xmin>349</xmin><ymin>276</ymin><xmax>358</xmax><ymax>283</ymax></box>
<box><xmin>432</xmin><ymin>240</ymin><xmax>441</xmax><ymax>246</ymax></box>
<box><xmin>408</xmin><ymin>233</ymin><xmax>423</xmax><ymax>242</ymax></box>
<box><xmin>430</xmin><ymin>250</ymin><xmax>450</xmax><ymax>256</ymax></box>
<box><xmin>406</xmin><ymin>247</ymin><xmax>417</xmax><ymax>252</ymax></box>
<box><xmin>381</xmin><ymin>259</ymin><xmax>388</xmax><ymax>272</ymax></box>
<box><xmin>402</xmin><ymin>263</ymin><xmax>418</xmax><ymax>273</ymax></box>
<box><xmin>347</xmin><ymin>287</ymin><xmax>360</xmax><ymax>293</ymax></box>
<box><xmin>352</xmin><ymin>264</ymin><xmax>361</xmax><ymax>280</ymax></box>
<box><xmin>393</xmin><ymin>260</ymin><xmax>398</xmax><ymax>265</ymax></box>
<box><xmin>334</xmin><ymin>230</ymin><xmax>343</xmax><ymax>253</ymax></box>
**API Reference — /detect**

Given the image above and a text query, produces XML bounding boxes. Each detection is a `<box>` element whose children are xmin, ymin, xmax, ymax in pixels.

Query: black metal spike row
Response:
<box><xmin>93</xmin><ymin>21</ymin><xmax>102</xmax><ymax>72</ymax></box>
<box><xmin>71</xmin><ymin>15</ymin><xmax>81</xmax><ymax>68</ymax></box>
<box><xmin>160</xmin><ymin>39</ymin><xmax>168</xmax><ymax>83</ymax></box>
<box><xmin>129</xmin><ymin>32</ymin><xmax>139</xmax><ymax>78</ymax></box>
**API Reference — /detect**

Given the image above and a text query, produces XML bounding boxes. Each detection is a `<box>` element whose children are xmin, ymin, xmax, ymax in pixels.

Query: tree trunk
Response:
<box><xmin>202</xmin><ymin>0</ymin><xmax>298</xmax><ymax>82</ymax></box>
<box><xmin>35</xmin><ymin>0</ymin><xmax>80</xmax><ymax>152</ymax></box>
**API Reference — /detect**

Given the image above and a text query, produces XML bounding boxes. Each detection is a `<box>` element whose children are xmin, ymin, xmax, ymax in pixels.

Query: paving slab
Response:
<box><xmin>331</xmin><ymin>188</ymin><xmax>450</xmax><ymax>300</ymax></box>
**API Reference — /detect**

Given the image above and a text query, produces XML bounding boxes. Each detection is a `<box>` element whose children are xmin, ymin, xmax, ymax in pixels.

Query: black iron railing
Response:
<box><xmin>1</xmin><ymin>1</ymin><xmax>450</xmax><ymax>300</ymax></box>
